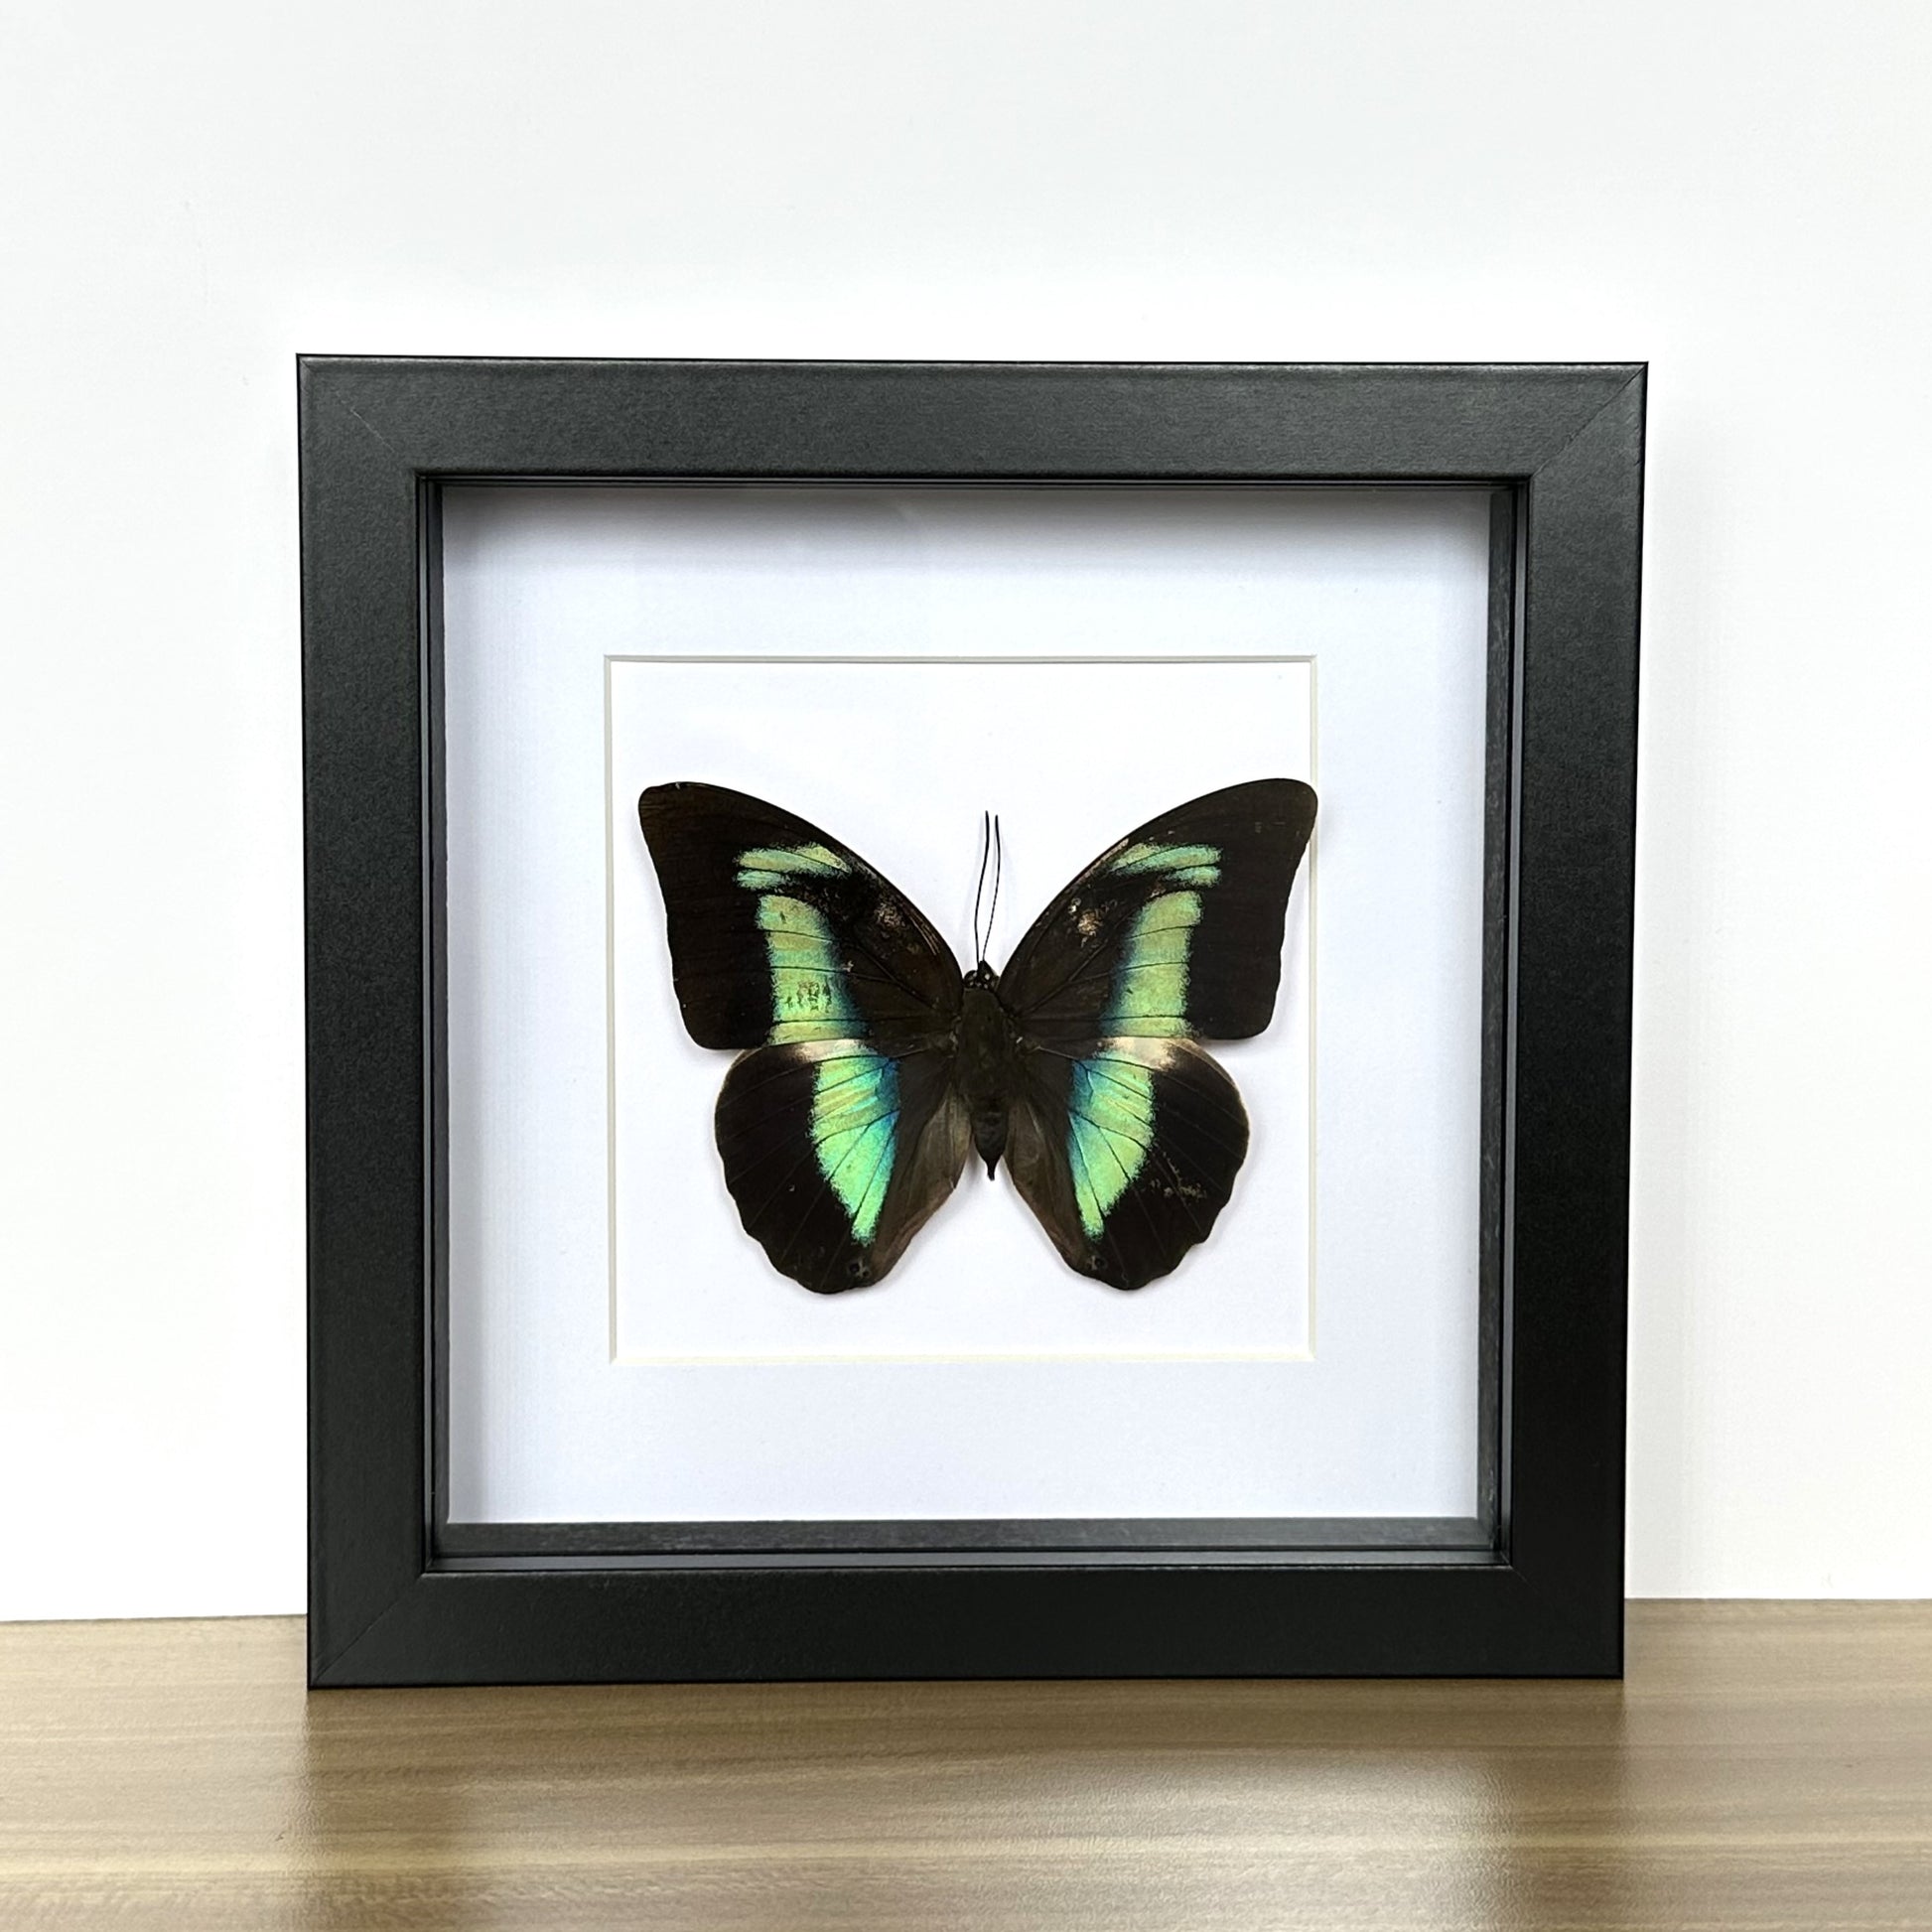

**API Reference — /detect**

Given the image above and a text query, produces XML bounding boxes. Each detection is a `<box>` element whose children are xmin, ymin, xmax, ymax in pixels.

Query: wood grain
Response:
<box><xmin>1</xmin><ymin>1603</ymin><xmax>1927</xmax><ymax>1929</ymax></box>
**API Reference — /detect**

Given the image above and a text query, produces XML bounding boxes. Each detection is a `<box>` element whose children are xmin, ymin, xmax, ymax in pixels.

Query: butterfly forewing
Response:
<box><xmin>637</xmin><ymin>782</ymin><xmax>961</xmax><ymax>1050</ymax></box>
<box><xmin>998</xmin><ymin>778</ymin><xmax>1315</xmax><ymax>1287</ymax></box>
<box><xmin>637</xmin><ymin>782</ymin><xmax>968</xmax><ymax>1293</ymax></box>
<box><xmin>999</xmin><ymin>777</ymin><xmax>1316</xmax><ymax>1043</ymax></box>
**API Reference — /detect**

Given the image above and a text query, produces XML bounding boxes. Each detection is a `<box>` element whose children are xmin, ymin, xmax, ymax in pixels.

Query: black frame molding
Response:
<box><xmin>303</xmin><ymin>359</ymin><xmax>1643</xmax><ymax>1685</ymax></box>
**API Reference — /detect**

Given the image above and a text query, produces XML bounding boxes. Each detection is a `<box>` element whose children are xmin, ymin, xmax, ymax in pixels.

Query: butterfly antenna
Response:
<box><xmin>971</xmin><ymin>809</ymin><xmax>993</xmax><ymax>966</ymax></box>
<box><xmin>985</xmin><ymin>813</ymin><xmax>1003</xmax><ymax>964</ymax></box>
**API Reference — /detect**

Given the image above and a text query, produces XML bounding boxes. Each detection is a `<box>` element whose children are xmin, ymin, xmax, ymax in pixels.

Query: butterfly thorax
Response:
<box><xmin>956</xmin><ymin>965</ymin><xmax>1025</xmax><ymax>1178</ymax></box>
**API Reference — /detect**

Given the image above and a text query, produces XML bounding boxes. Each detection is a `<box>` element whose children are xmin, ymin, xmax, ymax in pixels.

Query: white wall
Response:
<box><xmin>2</xmin><ymin>0</ymin><xmax>1926</xmax><ymax>1617</ymax></box>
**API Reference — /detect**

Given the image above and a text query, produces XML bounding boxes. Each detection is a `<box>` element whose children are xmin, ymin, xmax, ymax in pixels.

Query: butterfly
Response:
<box><xmin>636</xmin><ymin>777</ymin><xmax>1316</xmax><ymax>1295</ymax></box>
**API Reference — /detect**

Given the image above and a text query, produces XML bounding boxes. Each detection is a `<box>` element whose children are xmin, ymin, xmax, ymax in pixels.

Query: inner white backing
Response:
<box><xmin>610</xmin><ymin>655</ymin><xmax>1313</xmax><ymax>1364</ymax></box>
<box><xmin>443</xmin><ymin>485</ymin><xmax>1490</xmax><ymax>1524</ymax></box>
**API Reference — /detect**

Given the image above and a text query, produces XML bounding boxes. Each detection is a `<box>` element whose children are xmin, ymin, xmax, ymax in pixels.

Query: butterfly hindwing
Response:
<box><xmin>715</xmin><ymin>1040</ymin><xmax>972</xmax><ymax>1294</ymax></box>
<box><xmin>637</xmin><ymin>782</ymin><xmax>962</xmax><ymax>1050</ymax></box>
<box><xmin>998</xmin><ymin>777</ymin><xmax>1316</xmax><ymax>1044</ymax></box>
<box><xmin>1007</xmin><ymin>1035</ymin><xmax>1251</xmax><ymax>1289</ymax></box>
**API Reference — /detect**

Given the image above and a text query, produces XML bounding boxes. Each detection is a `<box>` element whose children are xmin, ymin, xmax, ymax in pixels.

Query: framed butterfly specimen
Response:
<box><xmin>636</xmin><ymin>777</ymin><xmax>1316</xmax><ymax>1296</ymax></box>
<box><xmin>303</xmin><ymin>356</ymin><xmax>1643</xmax><ymax>1686</ymax></box>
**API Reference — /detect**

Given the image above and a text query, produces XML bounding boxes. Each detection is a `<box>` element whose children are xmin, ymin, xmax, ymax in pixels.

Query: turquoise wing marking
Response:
<box><xmin>809</xmin><ymin>1049</ymin><xmax>899</xmax><ymax>1241</ymax></box>
<box><xmin>737</xmin><ymin>842</ymin><xmax>865</xmax><ymax>1043</ymax></box>
<box><xmin>736</xmin><ymin>841</ymin><xmax>923</xmax><ymax>1233</ymax></box>
<box><xmin>1102</xmin><ymin>889</ymin><xmax>1203</xmax><ymax>1035</ymax></box>
<box><xmin>752</xmin><ymin>892</ymin><xmax>861</xmax><ymax>1040</ymax></box>
<box><xmin>1109</xmin><ymin>840</ymin><xmax>1222</xmax><ymax>885</ymax></box>
<box><xmin>1023</xmin><ymin>1035</ymin><xmax>1249</xmax><ymax>1284</ymax></box>
<box><xmin>1066</xmin><ymin>1053</ymin><xmax>1157</xmax><ymax>1237</ymax></box>
<box><xmin>1100</xmin><ymin>839</ymin><xmax>1221</xmax><ymax>1036</ymax></box>
<box><xmin>1067</xmin><ymin>841</ymin><xmax>1227</xmax><ymax>1233</ymax></box>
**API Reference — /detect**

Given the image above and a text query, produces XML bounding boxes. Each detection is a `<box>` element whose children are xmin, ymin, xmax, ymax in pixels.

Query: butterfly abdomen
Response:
<box><xmin>955</xmin><ymin>970</ymin><xmax>1023</xmax><ymax>1178</ymax></box>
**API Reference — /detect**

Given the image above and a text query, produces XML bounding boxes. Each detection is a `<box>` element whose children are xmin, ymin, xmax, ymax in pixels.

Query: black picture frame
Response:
<box><xmin>303</xmin><ymin>358</ymin><xmax>1643</xmax><ymax>1685</ymax></box>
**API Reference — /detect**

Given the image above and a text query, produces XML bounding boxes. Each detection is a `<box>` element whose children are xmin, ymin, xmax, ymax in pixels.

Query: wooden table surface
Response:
<box><xmin>1</xmin><ymin>1602</ymin><xmax>1927</xmax><ymax>1929</ymax></box>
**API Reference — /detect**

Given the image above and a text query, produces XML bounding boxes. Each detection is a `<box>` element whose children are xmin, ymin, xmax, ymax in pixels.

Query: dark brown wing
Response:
<box><xmin>714</xmin><ymin>1040</ymin><xmax>971</xmax><ymax>1294</ymax></box>
<box><xmin>999</xmin><ymin>778</ymin><xmax>1315</xmax><ymax>1045</ymax></box>
<box><xmin>997</xmin><ymin>779</ymin><xmax>1313</xmax><ymax>1290</ymax></box>
<box><xmin>637</xmin><ymin>781</ymin><xmax>962</xmax><ymax>1049</ymax></box>
<box><xmin>637</xmin><ymin>782</ymin><xmax>968</xmax><ymax>1293</ymax></box>
<box><xmin>1007</xmin><ymin>1036</ymin><xmax>1249</xmax><ymax>1290</ymax></box>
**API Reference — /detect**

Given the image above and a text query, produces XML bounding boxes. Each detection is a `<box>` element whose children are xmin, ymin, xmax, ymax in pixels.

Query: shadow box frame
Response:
<box><xmin>302</xmin><ymin>357</ymin><xmax>1644</xmax><ymax>1687</ymax></box>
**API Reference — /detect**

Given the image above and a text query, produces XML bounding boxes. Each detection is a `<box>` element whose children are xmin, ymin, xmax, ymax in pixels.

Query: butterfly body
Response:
<box><xmin>638</xmin><ymin>777</ymin><xmax>1316</xmax><ymax>1295</ymax></box>
<box><xmin>956</xmin><ymin>965</ymin><xmax>1026</xmax><ymax>1178</ymax></box>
